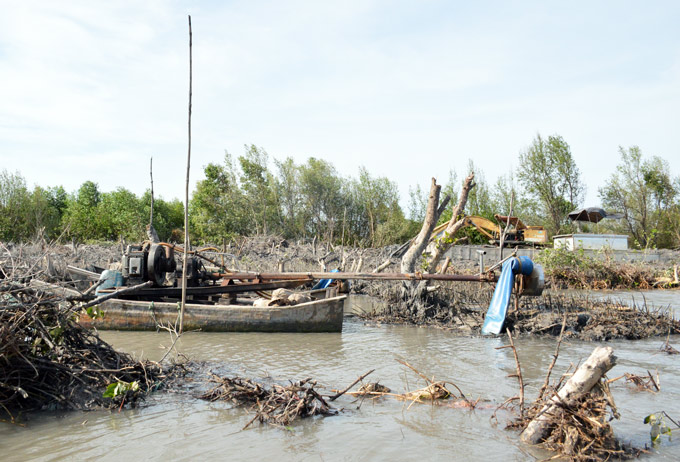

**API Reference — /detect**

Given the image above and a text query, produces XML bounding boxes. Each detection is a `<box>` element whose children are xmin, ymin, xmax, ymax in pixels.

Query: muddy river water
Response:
<box><xmin>2</xmin><ymin>291</ymin><xmax>679</xmax><ymax>461</ymax></box>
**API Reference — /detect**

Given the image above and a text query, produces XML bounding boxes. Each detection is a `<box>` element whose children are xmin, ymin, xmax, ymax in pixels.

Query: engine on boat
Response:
<box><xmin>122</xmin><ymin>243</ymin><xmax>204</xmax><ymax>287</ymax></box>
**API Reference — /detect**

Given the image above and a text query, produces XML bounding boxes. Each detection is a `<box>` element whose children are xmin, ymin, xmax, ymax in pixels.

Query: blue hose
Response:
<box><xmin>312</xmin><ymin>269</ymin><xmax>339</xmax><ymax>290</ymax></box>
<box><xmin>481</xmin><ymin>256</ymin><xmax>533</xmax><ymax>335</ymax></box>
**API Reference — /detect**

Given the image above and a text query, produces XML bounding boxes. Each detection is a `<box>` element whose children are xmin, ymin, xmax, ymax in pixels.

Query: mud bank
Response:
<box><xmin>359</xmin><ymin>281</ymin><xmax>680</xmax><ymax>341</ymax></box>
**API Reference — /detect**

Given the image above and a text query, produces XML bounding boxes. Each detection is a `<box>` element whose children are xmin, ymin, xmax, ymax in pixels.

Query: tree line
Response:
<box><xmin>1</xmin><ymin>136</ymin><xmax>678</xmax><ymax>249</ymax></box>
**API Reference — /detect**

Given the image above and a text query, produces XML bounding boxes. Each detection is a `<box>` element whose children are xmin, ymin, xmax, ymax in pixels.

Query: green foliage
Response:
<box><xmin>599</xmin><ymin>146</ymin><xmax>680</xmax><ymax>249</ymax></box>
<box><xmin>349</xmin><ymin>167</ymin><xmax>406</xmax><ymax>246</ymax></box>
<box><xmin>103</xmin><ymin>380</ymin><xmax>140</xmax><ymax>399</ymax></box>
<box><xmin>464</xmin><ymin>161</ymin><xmax>494</xmax><ymax>220</ymax></box>
<box><xmin>517</xmin><ymin>134</ymin><xmax>584</xmax><ymax>236</ymax></box>
<box><xmin>274</xmin><ymin>156</ymin><xmax>304</xmax><ymax>238</ymax></box>
<box><xmin>5</xmin><ymin>142</ymin><xmax>675</xmax><ymax>250</ymax></box>
<box><xmin>141</xmin><ymin>191</ymin><xmax>184</xmax><ymax>242</ymax></box>
<box><xmin>454</xmin><ymin>223</ymin><xmax>490</xmax><ymax>245</ymax></box>
<box><xmin>298</xmin><ymin>157</ymin><xmax>346</xmax><ymax>242</ymax></box>
<box><xmin>0</xmin><ymin>170</ymin><xmax>31</xmax><ymax>241</ymax></box>
<box><xmin>536</xmin><ymin>247</ymin><xmax>656</xmax><ymax>289</ymax></box>
<box><xmin>85</xmin><ymin>306</ymin><xmax>103</xmax><ymax>319</ymax></box>
<box><xmin>644</xmin><ymin>412</ymin><xmax>678</xmax><ymax>444</ymax></box>
<box><xmin>238</xmin><ymin>145</ymin><xmax>280</xmax><ymax>235</ymax></box>
<box><xmin>536</xmin><ymin>247</ymin><xmax>593</xmax><ymax>271</ymax></box>
<box><xmin>98</xmin><ymin>188</ymin><xmax>146</xmax><ymax>241</ymax></box>
<box><xmin>190</xmin><ymin>152</ymin><xmax>250</xmax><ymax>243</ymax></box>
<box><xmin>62</xmin><ymin>181</ymin><xmax>102</xmax><ymax>241</ymax></box>
<box><xmin>490</xmin><ymin>173</ymin><xmax>539</xmax><ymax>225</ymax></box>
<box><xmin>188</xmin><ymin>147</ymin><xmax>412</xmax><ymax>247</ymax></box>
<box><xmin>195</xmin><ymin>147</ymin><xmax>420</xmax><ymax>246</ymax></box>
<box><xmin>31</xmin><ymin>186</ymin><xmax>65</xmax><ymax>239</ymax></box>
<box><xmin>408</xmin><ymin>183</ymin><xmax>427</xmax><ymax>223</ymax></box>
<box><xmin>56</xmin><ymin>180</ymin><xmax>185</xmax><ymax>243</ymax></box>
<box><xmin>0</xmin><ymin>170</ymin><xmax>69</xmax><ymax>242</ymax></box>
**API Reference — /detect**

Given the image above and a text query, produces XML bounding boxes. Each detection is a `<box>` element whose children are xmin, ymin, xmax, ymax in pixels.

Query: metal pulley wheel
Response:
<box><xmin>147</xmin><ymin>243</ymin><xmax>166</xmax><ymax>286</ymax></box>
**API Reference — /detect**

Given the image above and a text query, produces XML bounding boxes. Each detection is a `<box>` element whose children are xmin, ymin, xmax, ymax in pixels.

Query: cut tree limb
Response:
<box><xmin>146</xmin><ymin>224</ymin><xmax>160</xmax><ymax>243</ymax></box>
<box><xmin>520</xmin><ymin>346</ymin><xmax>617</xmax><ymax>445</ymax></box>
<box><xmin>427</xmin><ymin>173</ymin><xmax>475</xmax><ymax>272</ymax></box>
<box><xmin>437</xmin><ymin>256</ymin><xmax>451</xmax><ymax>274</ymax></box>
<box><xmin>401</xmin><ymin>178</ymin><xmax>441</xmax><ymax>274</ymax></box>
<box><xmin>373</xmin><ymin>258</ymin><xmax>394</xmax><ymax>274</ymax></box>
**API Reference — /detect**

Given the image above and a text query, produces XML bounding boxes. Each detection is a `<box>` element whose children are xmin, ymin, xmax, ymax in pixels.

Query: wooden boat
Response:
<box><xmin>77</xmin><ymin>287</ymin><xmax>346</xmax><ymax>333</ymax></box>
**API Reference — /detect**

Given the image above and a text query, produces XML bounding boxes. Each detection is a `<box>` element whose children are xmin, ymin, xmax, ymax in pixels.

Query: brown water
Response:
<box><xmin>2</xmin><ymin>292</ymin><xmax>679</xmax><ymax>461</ymax></box>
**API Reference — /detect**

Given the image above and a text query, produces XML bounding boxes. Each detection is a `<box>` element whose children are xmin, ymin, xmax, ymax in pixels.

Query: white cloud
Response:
<box><xmin>0</xmin><ymin>0</ymin><xmax>678</xmax><ymax>209</ymax></box>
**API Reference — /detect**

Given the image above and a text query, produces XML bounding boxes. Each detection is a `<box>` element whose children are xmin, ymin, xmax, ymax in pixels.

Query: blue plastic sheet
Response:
<box><xmin>481</xmin><ymin>256</ymin><xmax>533</xmax><ymax>335</ymax></box>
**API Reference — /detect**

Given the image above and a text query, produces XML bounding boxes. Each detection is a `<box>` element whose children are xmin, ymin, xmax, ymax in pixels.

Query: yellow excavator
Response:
<box><xmin>432</xmin><ymin>215</ymin><xmax>547</xmax><ymax>246</ymax></box>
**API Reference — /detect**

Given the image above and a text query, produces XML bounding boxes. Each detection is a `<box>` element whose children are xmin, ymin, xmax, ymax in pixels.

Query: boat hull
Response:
<box><xmin>78</xmin><ymin>295</ymin><xmax>347</xmax><ymax>333</ymax></box>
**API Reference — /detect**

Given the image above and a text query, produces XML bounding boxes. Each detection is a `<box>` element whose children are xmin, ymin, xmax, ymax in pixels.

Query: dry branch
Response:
<box><xmin>537</xmin><ymin>313</ymin><xmax>568</xmax><ymax>401</ymax></box>
<box><xmin>78</xmin><ymin>280</ymin><xmax>153</xmax><ymax>310</ymax></box>
<box><xmin>329</xmin><ymin>369</ymin><xmax>375</xmax><ymax>401</ymax></box>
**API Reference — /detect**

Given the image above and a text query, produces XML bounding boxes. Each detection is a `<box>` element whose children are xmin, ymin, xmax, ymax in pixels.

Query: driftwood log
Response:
<box><xmin>520</xmin><ymin>346</ymin><xmax>617</xmax><ymax>445</ymax></box>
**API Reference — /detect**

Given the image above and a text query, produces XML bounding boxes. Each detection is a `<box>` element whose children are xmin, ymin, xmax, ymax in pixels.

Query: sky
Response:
<box><xmin>1</xmin><ymin>0</ymin><xmax>679</xmax><ymax>210</ymax></box>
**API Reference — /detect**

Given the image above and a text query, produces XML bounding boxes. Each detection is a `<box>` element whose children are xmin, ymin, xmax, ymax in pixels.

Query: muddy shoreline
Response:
<box><xmin>3</xmin><ymin>236</ymin><xmax>679</xmax><ymax>343</ymax></box>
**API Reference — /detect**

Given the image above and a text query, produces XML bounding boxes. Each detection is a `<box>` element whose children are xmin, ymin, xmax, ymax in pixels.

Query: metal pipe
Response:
<box><xmin>216</xmin><ymin>271</ymin><xmax>496</xmax><ymax>283</ymax></box>
<box><xmin>476</xmin><ymin>250</ymin><xmax>486</xmax><ymax>274</ymax></box>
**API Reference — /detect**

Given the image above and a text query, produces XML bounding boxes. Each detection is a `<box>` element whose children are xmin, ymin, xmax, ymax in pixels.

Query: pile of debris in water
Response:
<box><xmin>199</xmin><ymin>374</ymin><xmax>337</xmax><ymax>428</ymax></box>
<box><xmin>360</xmin><ymin>281</ymin><xmax>680</xmax><ymax>340</ymax></box>
<box><xmin>196</xmin><ymin>348</ymin><xmax>652</xmax><ymax>461</ymax></box>
<box><xmin>509</xmin><ymin>294</ymin><xmax>680</xmax><ymax>340</ymax></box>
<box><xmin>507</xmin><ymin>343</ymin><xmax>646</xmax><ymax>461</ymax></box>
<box><xmin>196</xmin><ymin>359</ymin><xmax>476</xmax><ymax>429</ymax></box>
<box><xmin>0</xmin><ymin>251</ymin><xmax>171</xmax><ymax>422</ymax></box>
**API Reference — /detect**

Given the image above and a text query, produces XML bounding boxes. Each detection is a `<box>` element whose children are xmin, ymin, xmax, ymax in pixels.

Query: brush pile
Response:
<box><xmin>536</xmin><ymin>248</ymin><xmax>659</xmax><ymax>290</ymax></box>
<box><xmin>512</xmin><ymin>295</ymin><xmax>680</xmax><ymax>340</ymax></box>
<box><xmin>361</xmin><ymin>280</ymin><xmax>680</xmax><ymax>340</ymax></box>
<box><xmin>0</xmin><ymin>250</ymin><xmax>166</xmax><ymax>421</ymax></box>
<box><xmin>514</xmin><ymin>346</ymin><xmax>642</xmax><ymax>461</ymax></box>
<box><xmin>524</xmin><ymin>382</ymin><xmax>630</xmax><ymax>460</ymax></box>
<box><xmin>199</xmin><ymin>374</ymin><xmax>337</xmax><ymax>428</ymax></box>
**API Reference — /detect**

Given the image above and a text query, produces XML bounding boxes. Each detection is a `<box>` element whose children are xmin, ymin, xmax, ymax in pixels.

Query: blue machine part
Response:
<box><xmin>95</xmin><ymin>269</ymin><xmax>124</xmax><ymax>296</ymax></box>
<box><xmin>312</xmin><ymin>268</ymin><xmax>339</xmax><ymax>290</ymax></box>
<box><xmin>481</xmin><ymin>256</ymin><xmax>533</xmax><ymax>335</ymax></box>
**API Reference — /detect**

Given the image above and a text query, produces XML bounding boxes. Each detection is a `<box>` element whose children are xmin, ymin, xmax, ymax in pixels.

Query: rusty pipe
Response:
<box><xmin>212</xmin><ymin>271</ymin><xmax>497</xmax><ymax>283</ymax></box>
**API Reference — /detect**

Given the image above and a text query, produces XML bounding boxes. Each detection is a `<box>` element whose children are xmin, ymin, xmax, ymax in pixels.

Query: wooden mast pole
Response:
<box><xmin>180</xmin><ymin>15</ymin><xmax>192</xmax><ymax>334</ymax></box>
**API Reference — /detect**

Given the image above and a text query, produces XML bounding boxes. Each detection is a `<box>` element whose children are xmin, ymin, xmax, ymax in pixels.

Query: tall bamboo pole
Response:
<box><xmin>180</xmin><ymin>15</ymin><xmax>192</xmax><ymax>334</ymax></box>
<box><xmin>149</xmin><ymin>156</ymin><xmax>154</xmax><ymax>226</ymax></box>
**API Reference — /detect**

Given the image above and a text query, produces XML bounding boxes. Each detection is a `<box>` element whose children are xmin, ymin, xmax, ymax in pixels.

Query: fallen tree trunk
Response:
<box><xmin>520</xmin><ymin>346</ymin><xmax>617</xmax><ymax>445</ymax></box>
